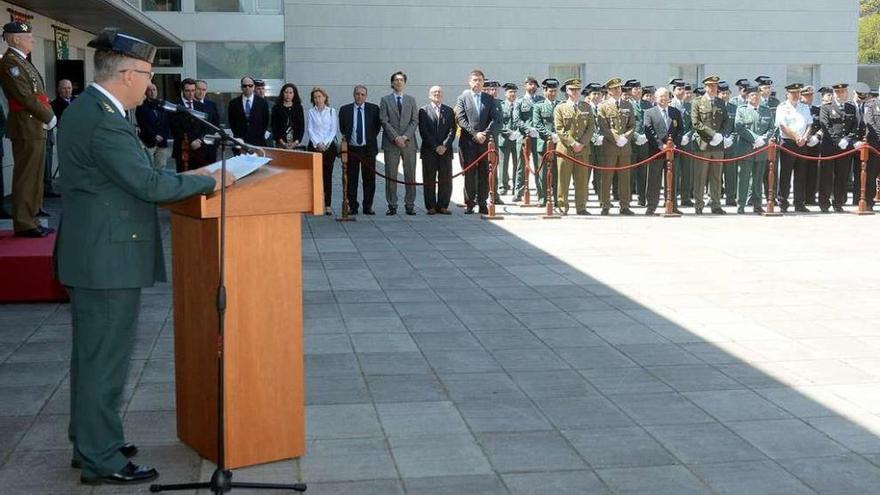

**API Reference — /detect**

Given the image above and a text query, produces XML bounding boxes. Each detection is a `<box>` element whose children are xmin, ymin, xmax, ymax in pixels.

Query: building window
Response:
<box><xmin>196</xmin><ymin>42</ymin><xmax>283</xmax><ymax>79</ymax></box>
<box><xmin>787</xmin><ymin>64</ymin><xmax>818</xmax><ymax>88</ymax></box>
<box><xmin>669</xmin><ymin>64</ymin><xmax>704</xmax><ymax>86</ymax></box>
<box><xmin>549</xmin><ymin>64</ymin><xmax>584</xmax><ymax>85</ymax></box>
<box><xmin>155</xmin><ymin>48</ymin><xmax>183</xmax><ymax>68</ymax></box>
<box><xmin>142</xmin><ymin>0</ymin><xmax>181</xmax><ymax>11</ymax></box>
<box><xmin>195</xmin><ymin>0</ymin><xmax>282</xmax><ymax>14</ymax></box>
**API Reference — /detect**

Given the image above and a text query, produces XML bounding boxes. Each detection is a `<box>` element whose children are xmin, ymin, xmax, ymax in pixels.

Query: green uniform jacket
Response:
<box><xmin>691</xmin><ymin>94</ymin><xmax>729</xmax><ymax>152</ymax></box>
<box><xmin>55</xmin><ymin>85</ymin><xmax>215</xmax><ymax>289</ymax></box>
<box><xmin>0</xmin><ymin>48</ymin><xmax>53</xmax><ymax>139</ymax></box>
<box><xmin>733</xmin><ymin>103</ymin><xmax>775</xmax><ymax>156</ymax></box>
<box><xmin>498</xmin><ymin>99</ymin><xmax>519</xmax><ymax>148</ymax></box>
<box><xmin>723</xmin><ymin>101</ymin><xmax>738</xmax><ymax>137</ymax></box>
<box><xmin>597</xmin><ymin>98</ymin><xmax>635</xmax><ymax>155</ymax></box>
<box><xmin>532</xmin><ymin>99</ymin><xmax>558</xmax><ymax>153</ymax></box>
<box><xmin>553</xmin><ymin>100</ymin><xmax>595</xmax><ymax>157</ymax></box>
<box><xmin>514</xmin><ymin>94</ymin><xmax>545</xmax><ymax>135</ymax></box>
<box><xmin>490</xmin><ymin>98</ymin><xmax>503</xmax><ymax>142</ymax></box>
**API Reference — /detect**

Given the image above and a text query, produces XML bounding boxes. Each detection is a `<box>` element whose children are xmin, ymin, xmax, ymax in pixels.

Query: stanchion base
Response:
<box><xmin>662</xmin><ymin>212</ymin><xmax>682</xmax><ymax>218</ymax></box>
<box><xmin>541</xmin><ymin>215</ymin><xmax>561</xmax><ymax>220</ymax></box>
<box><xmin>335</xmin><ymin>216</ymin><xmax>356</xmax><ymax>222</ymax></box>
<box><xmin>761</xmin><ymin>212</ymin><xmax>783</xmax><ymax>217</ymax></box>
<box><xmin>853</xmin><ymin>210</ymin><xmax>875</xmax><ymax>216</ymax></box>
<box><xmin>480</xmin><ymin>214</ymin><xmax>504</xmax><ymax>220</ymax></box>
<box><xmin>519</xmin><ymin>203</ymin><xmax>544</xmax><ymax>208</ymax></box>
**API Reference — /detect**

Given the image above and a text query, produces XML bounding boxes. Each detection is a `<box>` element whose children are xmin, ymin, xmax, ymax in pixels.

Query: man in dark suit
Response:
<box><xmin>819</xmin><ymin>83</ymin><xmax>859</xmax><ymax>212</ymax></box>
<box><xmin>45</xmin><ymin>79</ymin><xmax>74</xmax><ymax>199</ymax></box>
<box><xmin>339</xmin><ymin>85</ymin><xmax>381</xmax><ymax>215</ymax></box>
<box><xmin>419</xmin><ymin>85</ymin><xmax>457</xmax><ymax>214</ymax></box>
<box><xmin>168</xmin><ymin>78</ymin><xmax>208</xmax><ymax>172</ymax></box>
<box><xmin>228</xmin><ymin>75</ymin><xmax>270</xmax><ymax>147</ymax></box>
<box><xmin>195</xmin><ymin>79</ymin><xmax>220</xmax><ymax>162</ymax></box>
<box><xmin>643</xmin><ymin>87</ymin><xmax>684</xmax><ymax>215</ymax></box>
<box><xmin>134</xmin><ymin>83</ymin><xmax>171</xmax><ymax>169</ymax></box>
<box><xmin>454</xmin><ymin>69</ymin><xmax>497</xmax><ymax>214</ymax></box>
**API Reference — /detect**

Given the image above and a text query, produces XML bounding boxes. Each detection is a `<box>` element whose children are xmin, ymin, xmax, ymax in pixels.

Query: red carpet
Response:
<box><xmin>0</xmin><ymin>230</ymin><xmax>68</xmax><ymax>302</ymax></box>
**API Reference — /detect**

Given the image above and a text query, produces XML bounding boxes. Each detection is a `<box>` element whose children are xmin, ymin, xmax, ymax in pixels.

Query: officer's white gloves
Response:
<box><xmin>838</xmin><ymin>137</ymin><xmax>850</xmax><ymax>150</ymax></box>
<box><xmin>709</xmin><ymin>133</ymin><xmax>723</xmax><ymax>146</ymax></box>
<box><xmin>551</xmin><ymin>133</ymin><xmax>560</xmax><ymax>144</ymax></box>
<box><xmin>753</xmin><ymin>136</ymin><xmax>766</xmax><ymax>149</ymax></box>
<box><xmin>723</xmin><ymin>135</ymin><xmax>734</xmax><ymax>149</ymax></box>
<box><xmin>855</xmin><ymin>140</ymin><xmax>866</xmax><ymax>149</ymax></box>
<box><xmin>528</xmin><ymin>128</ymin><xmax>538</xmax><ymax>138</ymax></box>
<box><xmin>264</xmin><ymin>130</ymin><xmax>272</xmax><ymax>140</ymax></box>
<box><xmin>42</xmin><ymin>115</ymin><xmax>57</xmax><ymax>131</ymax></box>
<box><xmin>615</xmin><ymin>135</ymin><xmax>628</xmax><ymax>147</ymax></box>
<box><xmin>807</xmin><ymin>135</ymin><xmax>819</xmax><ymax>147</ymax></box>
<box><xmin>591</xmin><ymin>134</ymin><xmax>603</xmax><ymax>146</ymax></box>
<box><xmin>634</xmin><ymin>133</ymin><xmax>648</xmax><ymax>146</ymax></box>
<box><xmin>681</xmin><ymin>132</ymin><xmax>691</xmax><ymax>147</ymax></box>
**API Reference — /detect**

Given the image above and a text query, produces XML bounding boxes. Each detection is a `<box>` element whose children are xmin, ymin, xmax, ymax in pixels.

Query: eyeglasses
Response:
<box><xmin>241</xmin><ymin>84</ymin><xmax>254</xmax><ymax>88</ymax></box>
<box><xmin>120</xmin><ymin>68</ymin><xmax>154</xmax><ymax>79</ymax></box>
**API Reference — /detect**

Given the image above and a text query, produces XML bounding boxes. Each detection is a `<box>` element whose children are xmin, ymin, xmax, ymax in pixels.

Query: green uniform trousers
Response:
<box><xmin>498</xmin><ymin>139</ymin><xmax>519</xmax><ymax>193</ymax></box>
<box><xmin>738</xmin><ymin>156</ymin><xmax>767</xmax><ymax>208</ymax></box>
<box><xmin>693</xmin><ymin>151</ymin><xmax>723</xmax><ymax>210</ymax></box>
<box><xmin>676</xmin><ymin>148</ymin><xmax>693</xmax><ymax>203</ymax></box>
<box><xmin>514</xmin><ymin>137</ymin><xmax>540</xmax><ymax>199</ymax></box>
<box><xmin>723</xmin><ymin>150</ymin><xmax>739</xmax><ymax>204</ymax></box>
<box><xmin>68</xmin><ymin>286</ymin><xmax>140</xmax><ymax>478</ymax></box>
<box><xmin>11</xmin><ymin>138</ymin><xmax>47</xmax><ymax>232</ymax></box>
<box><xmin>599</xmin><ymin>151</ymin><xmax>631</xmax><ymax>209</ymax></box>
<box><xmin>630</xmin><ymin>144</ymin><xmax>649</xmax><ymax>204</ymax></box>
<box><xmin>556</xmin><ymin>152</ymin><xmax>588</xmax><ymax>212</ymax></box>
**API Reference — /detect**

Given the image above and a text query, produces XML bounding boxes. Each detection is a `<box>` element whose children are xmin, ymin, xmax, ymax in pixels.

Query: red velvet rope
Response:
<box><xmin>547</xmin><ymin>148</ymin><xmax>667</xmax><ymax>172</ymax></box>
<box><xmin>339</xmin><ymin>148</ymin><xmax>493</xmax><ymax>186</ymax></box>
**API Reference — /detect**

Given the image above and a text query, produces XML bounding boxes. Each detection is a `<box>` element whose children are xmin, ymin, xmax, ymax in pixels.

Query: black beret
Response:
<box><xmin>3</xmin><ymin>21</ymin><xmax>31</xmax><ymax>34</ymax></box>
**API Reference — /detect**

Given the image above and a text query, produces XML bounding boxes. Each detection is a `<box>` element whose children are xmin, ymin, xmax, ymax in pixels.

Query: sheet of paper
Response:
<box><xmin>204</xmin><ymin>154</ymin><xmax>272</xmax><ymax>181</ymax></box>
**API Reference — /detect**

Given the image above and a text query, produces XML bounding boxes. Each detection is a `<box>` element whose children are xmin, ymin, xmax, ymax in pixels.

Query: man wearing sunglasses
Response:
<box><xmin>228</xmin><ymin>75</ymin><xmax>270</xmax><ymax>147</ymax></box>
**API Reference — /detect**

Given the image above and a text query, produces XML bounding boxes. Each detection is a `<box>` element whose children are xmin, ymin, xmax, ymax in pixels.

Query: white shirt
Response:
<box><xmin>91</xmin><ymin>83</ymin><xmax>125</xmax><ymax>116</ymax></box>
<box><xmin>307</xmin><ymin>106</ymin><xmax>337</xmax><ymax>147</ymax></box>
<box><xmin>9</xmin><ymin>46</ymin><xmax>27</xmax><ymax>61</ymax></box>
<box><xmin>349</xmin><ymin>103</ymin><xmax>366</xmax><ymax>146</ymax></box>
<box><xmin>775</xmin><ymin>100</ymin><xmax>812</xmax><ymax>139</ymax></box>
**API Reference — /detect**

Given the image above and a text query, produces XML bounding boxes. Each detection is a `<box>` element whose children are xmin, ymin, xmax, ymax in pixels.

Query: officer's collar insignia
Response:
<box><xmin>101</xmin><ymin>101</ymin><xmax>115</xmax><ymax>114</ymax></box>
<box><xmin>673</xmin><ymin>120</ymin><xmax>678</xmax><ymax>128</ymax></box>
<box><xmin>8</xmin><ymin>66</ymin><xmax>19</xmax><ymax>77</ymax></box>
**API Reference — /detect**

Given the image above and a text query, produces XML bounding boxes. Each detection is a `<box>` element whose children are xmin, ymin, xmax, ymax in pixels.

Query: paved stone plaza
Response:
<box><xmin>3</xmin><ymin>162</ymin><xmax>880</xmax><ymax>494</ymax></box>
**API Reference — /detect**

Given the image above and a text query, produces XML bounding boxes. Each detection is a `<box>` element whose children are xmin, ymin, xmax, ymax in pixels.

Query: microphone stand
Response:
<box><xmin>150</xmin><ymin>106</ymin><xmax>307</xmax><ymax>494</ymax></box>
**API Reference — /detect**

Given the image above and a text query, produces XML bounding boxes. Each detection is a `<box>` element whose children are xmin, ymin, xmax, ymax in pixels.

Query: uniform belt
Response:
<box><xmin>9</xmin><ymin>94</ymin><xmax>49</xmax><ymax>113</ymax></box>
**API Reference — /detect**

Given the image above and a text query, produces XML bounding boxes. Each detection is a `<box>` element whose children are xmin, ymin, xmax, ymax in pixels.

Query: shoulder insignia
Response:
<box><xmin>8</xmin><ymin>66</ymin><xmax>19</xmax><ymax>77</ymax></box>
<box><xmin>101</xmin><ymin>101</ymin><xmax>115</xmax><ymax>114</ymax></box>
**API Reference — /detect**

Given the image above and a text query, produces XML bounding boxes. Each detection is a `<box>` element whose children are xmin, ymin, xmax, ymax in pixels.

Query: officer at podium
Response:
<box><xmin>54</xmin><ymin>28</ymin><xmax>231</xmax><ymax>486</ymax></box>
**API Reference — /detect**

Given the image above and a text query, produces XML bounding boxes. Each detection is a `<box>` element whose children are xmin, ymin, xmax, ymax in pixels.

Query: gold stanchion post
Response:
<box><xmin>763</xmin><ymin>139</ymin><xmax>782</xmax><ymax>217</ymax></box>
<box><xmin>336</xmin><ymin>138</ymin><xmax>355</xmax><ymax>222</ymax></box>
<box><xmin>542</xmin><ymin>141</ymin><xmax>560</xmax><ymax>219</ymax></box>
<box><xmin>482</xmin><ymin>136</ymin><xmax>503</xmax><ymax>220</ymax></box>
<box><xmin>663</xmin><ymin>137</ymin><xmax>681</xmax><ymax>218</ymax></box>
<box><xmin>856</xmin><ymin>145</ymin><xmax>874</xmax><ymax>215</ymax></box>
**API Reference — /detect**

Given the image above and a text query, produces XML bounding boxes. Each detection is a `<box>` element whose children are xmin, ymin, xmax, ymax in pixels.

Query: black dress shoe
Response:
<box><xmin>512</xmin><ymin>195</ymin><xmax>522</xmax><ymax>202</ymax></box>
<box><xmin>645</xmin><ymin>208</ymin><xmax>655</xmax><ymax>216</ymax></box>
<box><xmin>600</xmin><ymin>208</ymin><xmax>610</xmax><ymax>216</ymax></box>
<box><xmin>737</xmin><ymin>206</ymin><xmax>745</xmax><ymax>214</ymax></box>
<box><xmin>725</xmin><ymin>200</ymin><xmax>736</xmax><ymax>207</ymax></box>
<box><xmin>348</xmin><ymin>209</ymin><xmax>358</xmax><ymax>215</ymax></box>
<box><xmin>681</xmin><ymin>200</ymin><xmax>694</xmax><ymax>207</ymax></box>
<box><xmin>478</xmin><ymin>206</ymin><xmax>489</xmax><ymax>214</ymax></box>
<box><xmin>439</xmin><ymin>208</ymin><xmax>452</xmax><ymax>215</ymax></box>
<box><xmin>754</xmin><ymin>206</ymin><xmax>765</xmax><ymax>214</ymax></box>
<box><xmin>426</xmin><ymin>208</ymin><xmax>436</xmax><ymax>215</ymax></box>
<box><xmin>39</xmin><ymin>225</ymin><xmax>56</xmax><ymax>234</ymax></box>
<box><xmin>80</xmin><ymin>461</ymin><xmax>157</xmax><ymax>485</ymax></box>
<box><xmin>494</xmin><ymin>197</ymin><xmax>505</xmax><ymax>205</ymax></box>
<box><xmin>72</xmin><ymin>443</ymin><xmax>138</xmax><ymax>469</ymax></box>
<box><xmin>15</xmin><ymin>228</ymin><xmax>48</xmax><ymax>238</ymax></box>
<box><xmin>386</xmin><ymin>207</ymin><xmax>397</xmax><ymax>215</ymax></box>
<box><xmin>464</xmin><ymin>207</ymin><xmax>474</xmax><ymax>214</ymax></box>
<box><xmin>711</xmin><ymin>207</ymin><xmax>726</xmax><ymax>215</ymax></box>
<box><xmin>794</xmin><ymin>205</ymin><xmax>810</xmax><ymax>213</ymax></box>
<box><xmin>577</xmin><ymin>209</ymin><xmax>590</xmax><ymax>216</ymax></box>
<box><xmin>620</xmin><ymin>208</ymin><xmax>635</xmax><ymax>216</ymax></box>
<box><xmin>833</xmin><ymin>206</ymin><xmax>844</xmax><ymax>213</ymax></box>
<box><xmin>37</xmin><ymin>208</ymin><xmax>51</xmax><ymax>217</ymax></box>
<box><xmin>405</xmin><ymin>207</ymin><xmax>416</xmax><ymax>215</ymax></box>
<box><xmin>695</xmin><ymin>208</ymin><xmax>703</xmax><ymax>215</ymax></box>
<box><xmin>820</xmin><ymin>206</ymin><xmax>830</xmax><ymax>213</ymax></box>
<box><xmin>363</xmin><ymin>209</ymin><xmax>376</xmax><ymax>215</ymax></box>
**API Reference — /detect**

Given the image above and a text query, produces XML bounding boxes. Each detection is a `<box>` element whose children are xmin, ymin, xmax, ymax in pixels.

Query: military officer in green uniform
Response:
<box><xmin>623</xmin><ymin>79</ymin><xmax>651</xmax><ymax>207</ymax></box>
<box><xmin>498</xmin><ymin>82</ymin><xmax>521</xmax><ymax>198</ymax></box>
<box><xmin>690</xmin><ymin>75</ymin><xmax>729</xmax><ymax>214</ymax></box>
<box><xmin>597</xmin><ymin>77</ymin><xmax>636</xmax><ymax>215</ymax></box>
<box><xmin>583</xmin><ymin>83</ymin><xmax>605</xmax><ymax>197</ymax></box>
<box><xmin>553</xmin><ymin>78</ymin><xmax>595</xmax><ymax>215</ymax></box>
<box><xmin>0</xmin><ymin>21</ymin><xmax>56</xmax><ymax>237</ymax></box>
<box><xmin>756</xmin><ymin>76</ymin><xmax>780</xmax><ymax>111</ymax></box>
<box><xmin>512</xmin><ymin>76</ymin><xmax>544</xmax><ymax>202</ymax></box>
<box><xmin>532</xmin><ymin>78</ymin><xmax>560</xmax><ymax>206</ymax></box>
<box><xmin>54</xmin><ymin>29</ymin><xmax>231</xmax><ymax>486</ymax></box>
<box><xmin>720</xmin><ymin>81</ymin><xmax>739</xmax><ymax>206</ymax></box>
<box><xmin>670</xmin><ymin>79</ymin><xmax>694</xmax><ymax>207</ymax></box>
<box><xmin>730</xmin><ymin>78</ymin><xmax>750</xmax><ymax>107</ymax></box>
<box><xmin>734</xmin><ymin>84</ymin><xmax>775</xmax><ymax>214</ymax></box>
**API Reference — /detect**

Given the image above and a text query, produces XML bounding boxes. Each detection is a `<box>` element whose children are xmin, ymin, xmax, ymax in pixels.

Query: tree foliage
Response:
<box><xmin>862</xmin><ymin>0</ymin><xmax>880</xmax><ymax>17</ymax></box>
<box><xmin>860</xmin><ymin>14</ymin><xmax>880</xmax><ymax>63</ymax></box>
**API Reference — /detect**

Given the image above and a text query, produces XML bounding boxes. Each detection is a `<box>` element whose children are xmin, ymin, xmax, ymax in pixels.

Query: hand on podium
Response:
<box><xmin>210</xmin><ymin>170</ymin><xmax>237</xmax><ymax>191</ymax></box>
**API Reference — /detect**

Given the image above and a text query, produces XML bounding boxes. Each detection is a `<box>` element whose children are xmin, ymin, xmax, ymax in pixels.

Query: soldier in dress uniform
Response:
<box><xmin>54</xmin><ymin>28</ymin><xmax>231</xmax><ymax>485</ymax></box>
<box><xmin>690</xmin><ymin>75</ymin><xmax>729</xmax><ymax>214</ymax></box>
<box><xmin>756</xmin><ymin>76</ymin><xmax>780</xmax><ymax>111</ymax></box>
<box><xmin>734</xmin><ymin>84</ymin><xmax>775</xmax><ymax>214</ymax></box>
<box><xmin>719</xmin><ymin>81</ymin><xmax>739</xmax><ymax>206</ymax></box>
<box><xmin>801</xmin><ymin>86</ymin><xmax>823</xmax><ymax>205</ymax></box>
<box><xmin>670</xmin><ymin>78</ymin><xmax>694</xmax><ymax>206</ymax></box>
<box><xmin>553</xmin><ymin>78</ymin><xmax>595</xmax><ymax>215</ymax></box>
<box><xmin>583</xmin><ymin>82</ymin><xmax>605</xmax><ymax>197</ymax></box>
<box><xmin>623</xmin><ymin>79</ymin><xmax>650</xmax><ymax>207</ymax></box>
<box><xmin>0</xmin><ymin>21</ymin><xmax>57</xmax><ymax>237</ymax></box>
<box><xmin>497</xmin><ymin>82</ymin><xmax>520</xmax><ymax>199</ymax></box>
<box><xmin>819</xmin><ymin>83</ymin><xmax>858</xmax><ymax>212</ymax></box>
<box><xmin>512</xmin><ymin>76</ymin><xmax>544</xmax><ymax>202</ymax></box>
<box><xmin>531</xmin><ymin>78</ymin><xmax>560</xmax><ymax>207</ymax></box>
<box><xmin>597</xmin><ymin>77</ymin><xmax>636</xmax><ymax>215</ymax></box>
<box><xmin>730</xmin><ymin>79</ymin><xmax>750</xmax><ymax>107</ymax></box>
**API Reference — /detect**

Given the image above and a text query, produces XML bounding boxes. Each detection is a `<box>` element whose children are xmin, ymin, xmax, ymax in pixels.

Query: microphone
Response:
<box><xmin>160</xmin><ymin>99</ymin><xmax>208</xmax><ymax>121</ymax></box>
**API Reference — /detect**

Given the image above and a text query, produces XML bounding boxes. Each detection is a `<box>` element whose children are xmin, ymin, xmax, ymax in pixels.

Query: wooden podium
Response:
<box><xmin>163</xmin><ymin>148</ymin><xmax>322</xmax><ymax>469</ymax></box>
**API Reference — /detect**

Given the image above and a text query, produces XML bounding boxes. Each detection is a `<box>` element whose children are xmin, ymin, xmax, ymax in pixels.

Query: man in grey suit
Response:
<box><xmin>643</xmin><ymin>87</ymin><xmax>684</xmax><ymax>215</ymax></box>
<box><xmin>379</xmin><ymin>71</ymin><xmax>419</xmax><ymax>215</ymax></box>
<box><xmin>454</xmin><ymin>69</ymin><xmax>498</xmax><ymax>214</ymax></box>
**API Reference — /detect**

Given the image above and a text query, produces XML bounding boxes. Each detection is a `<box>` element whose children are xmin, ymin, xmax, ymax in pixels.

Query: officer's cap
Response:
<box><xmin>718</xmin><ymin>81</ymin><xmax>730</xmax><ymax>92</ymax></box>
<box><xmin>643</xmin><ymin>85</ymin><xmax>656</xmax><ymax>94</ymax></box>
<box><xmin>744</xmin><ymin>85</ymin><xmax>759</xmax><ymax>95</ymax></box>
<box><xmin>605</xmin><ymin>77</ymin><xmax>623</xmax><ymax>89</ymax></box>
<box><xmin>800</xmin><ymin>85</ymin><xmax>815</xmax><ymax>95</ymax></box>
<box><xmin>3</xmin><ymin>21</ymin><xmax>31</xmax><ymax>34</ymax></box>
<box><xmin>87</xmin><ymin>28</ymin><xmax>156</xmax><ymax>64</ymax></box>
<box><xmin>831</xmin><ymin>83</ymin><xmax>848</xmax><ymax>90</ymax></box>
<box><xmin>684</xmin><ymin>84</ymin><xmax>693</xmax><ymax>91</ymax></box>
<box><xmin>668</xmin><ymin>78</ymin><xmax>685</xmax><ymax>87</ymax></box>
<box><xmin>563</xmin><ymin>78</ymin><xmax>581</xmax><ymax>90</ymax></box>
<box><xmin>694</xmin><ymin>87</ymin><xmax>705</xmax><ymax>96</ymax></box>
<box><xmin>484</xmin><ymin>80</ymin><xmax>500</xmax><ymax>88</ymax></box>
<box><xmin>785</xmin><ymin>83</ymin><xmax>804</xmax><ymax>92</ymax></box>
<box><xmin>582</xmin><ymin>82</ymin><xmax>603</xmax><ymax>95</ymax></box>
<box><xmin>502</xmin><ymin>82</ymin><xmax>518</xmax><ymax>91</ymax></box>
<box><xmin>541</xmin><ymin>78</ymin><xmax>559</xmax><ymax>89</ymax></box>
<box><xmin>735</xmin><ymin>78</ymin><xmax>750</xmax><ymax>88</ymax></box>
<box><xmin>873</xmin><ymin>89</ymin><xmax>880</xmax><ymax>98</ymax></box>
<box><xmin>702</xmin><ymin>75</ymin><xmax>720</xmax><ymax>85</ymax></box>
<box><xmin>755</xmin><ymin>76</ymin><xmax>773</xmax><ymax>86</ymax></box>
<box><xmin>854</xmin><ymin>82</ymin><xmax>871</xmax><ymax>96</ymax></box>
<box><xmin>254</xmin><ymin>79</ymin><xmax>266</xmax><ymax>87</ymax></box>
<box><xmin>819</xmin><ymin>86</ymin><xmax>833</xmax><ymax>95</ymax></box>
<box><xmin>524</xmin><ymin>76</ymin><xmax>538</xmax><ymax>85</ymax></box>
<box><xmin>624</xmin><ymin>79</ymin><xmax>641</xmax><ymax>89</ymax></box>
